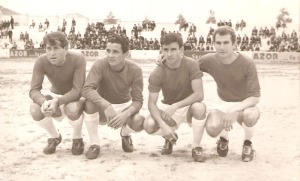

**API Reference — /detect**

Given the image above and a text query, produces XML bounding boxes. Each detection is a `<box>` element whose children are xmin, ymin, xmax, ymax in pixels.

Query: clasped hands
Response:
<box><xmin>41</xmin><ymin>98</ymin><xmax>59</xmax><ymax>117</ymax></box>
<box><xmin>105</xmin><ymin>105</ymin><xmax>130</xmax><ymax>129</ymax></box>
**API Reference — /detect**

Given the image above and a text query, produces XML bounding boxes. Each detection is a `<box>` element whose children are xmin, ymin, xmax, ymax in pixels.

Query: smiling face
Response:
<box><xmin>105</xmin><ymin>42</ymin><xmax>127</xmax><ymax>71</ymax></box>
<box><xmin>46</xmin><ymin>41</ymin><xmax>67</xmax><ymax>66</ymax></box>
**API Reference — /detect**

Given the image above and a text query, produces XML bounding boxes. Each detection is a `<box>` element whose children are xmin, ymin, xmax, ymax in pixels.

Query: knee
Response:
<box><xmin>143</xmin><ymin>118</ymin><xmax>159</xmax><ymax>134</ymax></box>
<box><xmin>242</xmin><ymin>108</ymin><xmax>260</xmax><ymax>127</ymax></box>
<box><xmin>30</xmin><ymin>103</ymin><xmax>44</xmax><ymax>121</ymax></box>
<box><xmin>65</xmin><ymin>101</ymin><xmax>84</xmax><ymax>121</ymax></box>
<box><xmin>190</xmin><ymin>102</ymin><xmax>206</xmax><ymax>120</ymax></box>
<box><xmin>205</xmin><ymin>110</ymin><xmax>223</xmax><ymax>138</ymax></box>
<box><xmin>127</xmin><ymin>113</ymin><xmax>145</xmax><ymax>132</ymax></box>
<box><xmin>83</xmin><ymin>100</ymin><xmax>98</xmax><ymax>114</ymax></box>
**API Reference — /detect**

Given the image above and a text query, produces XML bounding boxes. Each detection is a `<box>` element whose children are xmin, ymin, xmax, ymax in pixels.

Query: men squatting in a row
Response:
<box><xmin>29</xmin><ymin>26</ymin><xmax>260</xmax><ymax>162</ymax></box>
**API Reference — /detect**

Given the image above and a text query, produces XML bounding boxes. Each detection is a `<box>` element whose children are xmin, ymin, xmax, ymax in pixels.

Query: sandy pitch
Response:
<box><xmin>0</xmin><ymin>58</ymin><xmax>299</xmax><ymax>181</ymax></box>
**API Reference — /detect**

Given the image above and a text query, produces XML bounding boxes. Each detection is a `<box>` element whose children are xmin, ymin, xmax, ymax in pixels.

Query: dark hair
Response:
<box><xmin>107</xmin><ymin>34</ymin><xmax>129</xmax><ymax>53</ymax></box>
<box><xmin>43</xmin><ymin>31</ymin><xmax>69</xmax><ymax>48</ymax></box>
<box><xmin>160</xmin><ymin>33</ymin><xmax>183</xmax><ymax>48</ymax></box>
<box><xmin>213</xmin><ymin>26</ymin><xmax>236</xmax><ymax>44</ymax></box>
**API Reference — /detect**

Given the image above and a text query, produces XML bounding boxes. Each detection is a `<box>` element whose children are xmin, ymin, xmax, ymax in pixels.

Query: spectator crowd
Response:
<box><xmin>1</xmin><ymin>15</ymin><xmax>299</xmax><ymax>52</ymax></box>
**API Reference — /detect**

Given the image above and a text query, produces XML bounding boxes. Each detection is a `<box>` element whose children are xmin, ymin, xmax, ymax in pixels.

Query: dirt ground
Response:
<box><xmin>0</xmin><ymin>58</ymin><xmax>299</xmax><ymax>181</ymax></box>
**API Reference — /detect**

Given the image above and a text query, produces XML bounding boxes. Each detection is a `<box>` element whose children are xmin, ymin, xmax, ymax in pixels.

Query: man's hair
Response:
<box><xmin>213</xmin><ymin>26</ymin><xmax>236</xmax><ymax>44</ymax></box>
<box><xmin>43</xmin><ymin>31</ymin><xmax>69</xmax><ymax>48</ymax></box>
<box><xmin>160</xmin><ymin>33</ymin><xmax>183</xmax><ymax>48</ymax></box>
<box><xmin>107</xmin><ymin>34</ymin><xmax>129</xmax><ymax>53</ymax></box>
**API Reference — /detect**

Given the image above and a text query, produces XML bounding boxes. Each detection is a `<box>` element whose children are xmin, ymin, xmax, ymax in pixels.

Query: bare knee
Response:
<box><xmin>127</xmin><ymin>113</ymin><xmax>145</xmax><ymax>132</ymax></box>
<box><xmin>65</xmin><ymin>100</ymin><xmax>84</xmax><ymax>120</ymax></box>
<box><xmin>242</xmin><ymin>107</ymin><xmax>260</xmax><ymax>127</ymax></box>
<box><xmin>190</xmin><ymin>102</ymin><xmax>206</xmax><ymax>120</ymax></box>
<box><xmin>83</xmin><ymin>100</ymin><xmax>98</xmax><ymax>114</ymax></box>
<box><xmin>143</xmin><ymin>117</ymin><xmax>159</xmax><ymax>134</ymax></box>
<box><xmin>206</xmin><ymin>110</ymin><xmax>223</xmax><ymax>138</ymax></box>
<box><xmin>30</xmin><ymin>103</ymin><xmax>44</xmax><ymax>121</ymax></box>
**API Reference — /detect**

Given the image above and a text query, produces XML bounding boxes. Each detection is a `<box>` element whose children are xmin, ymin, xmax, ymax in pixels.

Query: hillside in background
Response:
<box><xmin>0</xmin><ymin>6</ymin><xmax>20</xmax><ymax>15</ymax></box>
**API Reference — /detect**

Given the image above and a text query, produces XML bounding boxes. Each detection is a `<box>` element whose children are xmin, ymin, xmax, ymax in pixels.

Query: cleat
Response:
<box><xmin>192</xmin><ymin>147</ymin><xmax>205</xmax><ymax>162</ymax></box>
<box><xmin>85</xmin><ymin>145</ymin><xmax>100</xmax><ymax>159</ymax></box>
<box><xmin>121</xmin><ymin>135</ymin><xmax>134</xmax><ymax>152</ymax></box>
<box><xmin>43</xmin><ymin>134</ymin><xmax>62</xmax><ymax>154</ymax></box>
<box><xmin>71</xmin><ymin>138</ymin><xmax>84</xmax><ymax>155</ymax></box>
<box><xmin>216</xmin><ymin>137</ymin><xmax>229</xmax><ymax>157</ymax></box>
<box><xmin>161</xmin><ymin>133</ymin><xmax>178</xmax><ymax>155</ymax></box>
<box><xmin>242</xmin><ymin>140</ymin><xmax>255</xmax><ymax>162</ymax></box>
<box><xmin>120</xmin><ymin>128</ymin><xmax>134</xmax><ymax>152</ymax></box>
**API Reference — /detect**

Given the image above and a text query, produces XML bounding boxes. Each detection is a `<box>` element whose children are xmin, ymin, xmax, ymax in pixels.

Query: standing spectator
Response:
<box><xmin>45</xmin><ymin>19</ymin><xmax>50</xmax><ymax>29</ymax></box>
<box><xmin>24</xmin><ymin>31</ymin><xmax>29</xmax><ymax>42</ymax></box>
<box><xmin>70</xmin><ymin>25</ymin><xmax>75</xmax><ymax>34</ymax></box>
<box><xmin>63</xmin><ymin>19</ymin><xmax>67</xmax><ymax>27</ymax></box>
<box><xmin>208</xmin><ymin>27</ymin><xmax>214</xmax><ymax>36</ymax></box>
<box><xmin>264</xmin><ymin>27</ymin><xmax>270</xmax><ymax>38</ymax></box>
<box><xmin>19</xmin><ymin>31</ymin><xmax>25</xmax><ymax>42</ymax></box>
<box><xmin>61</xmin><ymin>26</ymin><xmax>66</xmax><ymax>34</ymax></box>
<box><xmin>39</xmin><ymin>23</ymin><xmax>43</xmax><ymax>32</ymax></box>
<box><xmin>72</xmin><ymin>18</ymin><xmax>76</xmax><ymax>27</ymax></box>
<box><xmin>8</xmin><ymin>28</ymin><xmax>13</xmax><ymax>43</ymax></box>
<box><xmin>269</xmin><ymin>26</ymin><xmax>276</xmax><ymax>37</ymax></box>
<box><xmin>122</xmin><ymin>27</ymin><xmax>126</xmax><ymax>36</ymax></box>
<box><xmin>10</xmin><ymin>16</ymin><xmax>14</xmax><ymax>29</ymax></box>
<box><xmin>236</xmin><ymin>34</ymin><xmax>242</xmax><ymax>47</ymax></box>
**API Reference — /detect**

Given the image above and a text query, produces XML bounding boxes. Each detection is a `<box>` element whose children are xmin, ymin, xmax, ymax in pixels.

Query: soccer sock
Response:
<box><xmin>219</xmin><ymin>129</ymin><xmax>229</xmax><ymax>141</ymax></box>
<box><xmin>84</xmin><ymin>112</ymin><xmax>100</xmax><ymax>146</ymax></box>
<box><xmin>37</xmin><ymin>117</ymin><xmax>60</xmax><ymax>138</ymax></box>
<box><xmin>52</xmin><ymin>105</ymin><xmax>65</xmax><ymax>122</ymax></box>
<box><xmin>192</xmin><ymin>118</ymin><xmax>206</xmax><ymax>148</ymax></box>
<box><xmin>242</xmin><ymin>122</ymin><xmax>254</xmax><ymax>142</ymax></box>
<box><xmin>121</xmin><ymin>124</ymin><xmax>136</xmax><ymax>136</ymax></box>
<box><xmin>67</xmin><ymin>114</ymin><xmax>83</xmax><ymax>139</ymax></box>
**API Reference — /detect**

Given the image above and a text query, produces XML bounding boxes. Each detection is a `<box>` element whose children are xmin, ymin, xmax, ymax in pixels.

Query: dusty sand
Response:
<box><xmin>0</xmin><ymin>58</ymin><xmax>299</xmax><ymax>181</ymax></box>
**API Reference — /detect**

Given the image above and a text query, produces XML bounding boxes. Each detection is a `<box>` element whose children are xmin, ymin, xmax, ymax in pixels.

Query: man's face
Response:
<box><xmin>214</xmin><ymin>34</ymin><xmax>235</xmax><ymax>58</ymax></box>
<box><xmin>46</xmin><ymin>43</ymin><xmax>67</xmax><ymax>66</ymax></box>
<box><xmin>106</xmin><ymin>42</ymin><xmax>126</xmax><ymax>68</ymax></box>
<box><xmin>161</xmin><ymin>42</ymin><xmax>183</xmax><ymax>66</ymax></box>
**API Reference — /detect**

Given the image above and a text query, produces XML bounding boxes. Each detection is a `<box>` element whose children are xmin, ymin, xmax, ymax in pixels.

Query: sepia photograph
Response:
<box><xmin>0</xmin><ymin>0</ymin><xmax>299</xmax><ymax>180</ymax></box>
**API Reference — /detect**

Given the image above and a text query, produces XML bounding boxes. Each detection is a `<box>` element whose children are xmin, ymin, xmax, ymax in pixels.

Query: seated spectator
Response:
<box><xmin>29</xmin><ymin>20</ymin><xmax>35</xmax><ymax>29</ymax></box>
<box><xmin>39</xmin><ymin>23</ymin><xmax>43</xmax><ymax>32</ymax></box>
<box><xmin>258</xmin><ymin>27</ymin><xmax>264</xmax><ymax>37</ymax></box>
<box><xmin>276</xmin><ymin>20</ymin><xmax>281</xmax><ymax>30</ymax></box>
<box><xmin>235</xmin><ymin>21</ymin><xmax>240</xmax><ymax>31</ymax></box>
<box><xmin>252</xmin><ymin>27</ymin><xmax>258</xmax><ymax>36</ymax></box>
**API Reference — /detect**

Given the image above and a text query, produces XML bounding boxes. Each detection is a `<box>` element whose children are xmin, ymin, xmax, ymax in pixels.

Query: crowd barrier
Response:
<box><xmin>1</xmin><ymin>49</ymin><xmax>299</xmax><ymax>63</ymax></box>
